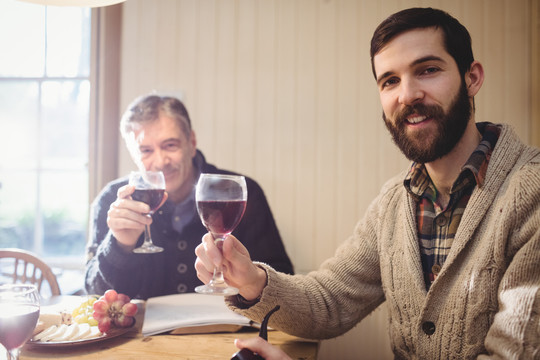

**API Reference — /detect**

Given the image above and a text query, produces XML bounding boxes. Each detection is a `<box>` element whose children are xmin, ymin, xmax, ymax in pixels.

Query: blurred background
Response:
<box><xmin>0</xmin><ymin>0</ymin><xmax>538</xmax><ymax>358</ymax></box>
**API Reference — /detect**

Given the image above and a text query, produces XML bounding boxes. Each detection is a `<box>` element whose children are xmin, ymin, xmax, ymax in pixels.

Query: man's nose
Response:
<box><xmin>398</xmin><ymin>78</ymin><xmax>423</xmax><ymax>106</ymax></box>
<box><xmin>152</xmin><ymin>149</ymin><xmax>169</xmax><ymax>169</ymax></box>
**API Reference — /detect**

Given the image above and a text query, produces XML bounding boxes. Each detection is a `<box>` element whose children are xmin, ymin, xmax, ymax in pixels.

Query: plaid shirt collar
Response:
<box><xmin>404</xmin><ymin>122</ymin><xmax>501</xmax><ymax>199</ymax></box>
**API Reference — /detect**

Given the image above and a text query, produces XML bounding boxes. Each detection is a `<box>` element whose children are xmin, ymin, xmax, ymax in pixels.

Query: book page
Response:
<box><xmin>142</xmin><ymin>293</ymin><xmax>252</xmax><ymax>336</ymax></box>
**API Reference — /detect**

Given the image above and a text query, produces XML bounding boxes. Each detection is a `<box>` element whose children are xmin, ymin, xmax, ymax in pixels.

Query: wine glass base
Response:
<box><xmin>133</xmin><ymin>245</ymin><xmax>164</xmax><ymax>253</ymax></box>
<box><xmin>195</xmin><ymin>284</ymin><xmax>239</xmax><ymax>296</ymax></box>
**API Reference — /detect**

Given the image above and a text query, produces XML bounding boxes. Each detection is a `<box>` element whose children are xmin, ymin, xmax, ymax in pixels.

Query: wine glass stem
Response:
<box><xmin>143</xmin><ymin>224</ymin><xmax>152</xmax><ymax>245</ymax></box>
<box><xmin>210</xmin><ymin>267</ymin><xmax>226</xmax><ymax>286</ymax></box>
<box><xmin>210</xmin><ymin>238</ymin><xmax>227</xmax><ymax>286</ymax></box>
<box><xmin>8</xmin><ymin>348</ymin><xmax>20</xmax><ymax>360</ymax></box>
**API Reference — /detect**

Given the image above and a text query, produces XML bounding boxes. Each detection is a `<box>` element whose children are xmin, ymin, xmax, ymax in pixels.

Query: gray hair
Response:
<box><xmin>120</xmin><ymin>94</ymin><xmax>192</xmax><ymax>140</ymax></box>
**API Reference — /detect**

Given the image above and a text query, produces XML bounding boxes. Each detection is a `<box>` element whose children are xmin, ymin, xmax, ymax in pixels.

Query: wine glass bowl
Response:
<box><xmin>0</xmin><ymin>284</ymin><xmax>40</xmax><ymax>360</ymax></box>
<box><xmin>195</xmin><ymin>174</ymin><xmax>247</xmax><ymax>295</ymax></box>
<box><xmin>129</xmin><ymin>171</ymin><xmax>166</xmax><ymax>253</ymax></box>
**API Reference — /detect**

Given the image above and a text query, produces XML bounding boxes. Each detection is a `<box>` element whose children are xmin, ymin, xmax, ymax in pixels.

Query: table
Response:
<box><xmin>16</xmin><ymin>296</ymin><xmax>319</xmax><ymax>360</ymax></box>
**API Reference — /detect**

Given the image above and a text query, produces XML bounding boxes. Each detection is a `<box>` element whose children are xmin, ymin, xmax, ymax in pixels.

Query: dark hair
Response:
<box><xmin>370</xmin><ymin>7</ymin><xmax>474</xmax><ymax>79</ymax></box>
<box><xmin>120</xmin><ymin>94</ymin><xmax>192</xmax><ymax>139</ymax></box>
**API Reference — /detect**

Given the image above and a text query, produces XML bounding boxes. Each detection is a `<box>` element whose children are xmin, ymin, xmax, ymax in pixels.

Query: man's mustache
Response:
<box><xmin>395</xmin><ymin>104</ymin><xmax>444</xmax><ymax>123</ymax></box>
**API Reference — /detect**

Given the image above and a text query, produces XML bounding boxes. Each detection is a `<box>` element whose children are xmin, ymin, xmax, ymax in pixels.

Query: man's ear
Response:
<box><xmin>465</xmin><ymin>61</ymin><xmax>484</xmax><ymax>97</ymax></box>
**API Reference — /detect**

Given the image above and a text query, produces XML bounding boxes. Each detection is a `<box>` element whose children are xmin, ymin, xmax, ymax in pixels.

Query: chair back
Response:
<box><xmin>0</xmin><ymin>248</ymin><xmax>61</xmax><ymax>297</ymax></box>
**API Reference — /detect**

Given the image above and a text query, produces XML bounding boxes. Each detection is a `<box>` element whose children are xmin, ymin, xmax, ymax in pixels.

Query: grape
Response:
<box><xmin>88</xmin><ymin>316</ymin><xmax>99</xmax><ymax>326</ymax></box>
<box><xmin>103</xmin><ymin>289</ymin><xmax>118</xmax><ymax>304</ymax></box>
<box><xmin>98</xmin><ymin>316</ymin><xmax>112</xmax><ymax>333</ymax></box>
<box><xmin>122</xmin><ymin>302</ymin><xmax>138</xmax><ymax>317</ymax></box>
<box><xmin>114</xmin><ymin>314</ymin><xmax>135</xmax><ymax>327</ymax></box>
<box><xmin>91</xmin><ymin>289</ymin><xmax>137</xmax><ymax>333</ymax></box>
<box><xmin>117</xmin><ymin>293</ymin><xmax>130</xmax><ymax>304</ymax></box>
<box><xmin>72</xmin><ymin>296</ymin><xmax>100</xmax><ymax>325</ymax></box>
<box><xmin>93</xmin><ymin>299</ymin><xmax>109</xmax><ymax>313</ymax></box>
<box><xmin>75</xmin><ymin>314</ymin><xmax>89</xmax><ymax>324</ymax></box>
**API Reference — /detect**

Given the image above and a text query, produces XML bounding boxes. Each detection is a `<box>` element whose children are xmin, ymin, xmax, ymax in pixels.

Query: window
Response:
<box><xmin>0</xmin><ymin>2</ymin><xmax>91</xmax><ymax>272</ymax></box>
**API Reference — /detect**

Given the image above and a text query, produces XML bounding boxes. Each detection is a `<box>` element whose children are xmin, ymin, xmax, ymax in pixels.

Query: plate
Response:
<box><xmin>27</xmin><ymin>326</ymin><xmax>132</xmax><ymax>348</ymax></box>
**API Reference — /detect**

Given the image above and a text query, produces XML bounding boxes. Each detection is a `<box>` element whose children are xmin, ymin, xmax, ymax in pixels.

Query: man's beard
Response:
<box><xmin>383</xmin><ymin>81</ymin><xmax>472</xmax><ymax>164</ymax></box>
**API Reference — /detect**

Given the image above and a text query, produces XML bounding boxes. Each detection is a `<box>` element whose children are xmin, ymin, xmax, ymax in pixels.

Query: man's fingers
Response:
<box><xmin>194</xmin><ymin>241</ymin><xmax>215</xmax><ymax>274</ymax></box>
<box><xmin>107</xmin><ymin>215</ymin><xmax>147</xmax><ymax>231</ymax></box>
<box><xmin>194</xmin><ymin>233</ymin><xmax>225</xmax><ymax>285</ymax></box>
<box><xmin>194</xmin><ymin>257</ymin><xmax>213</xmax><ymax>284</ymax></box>
<box><xmin>234</xmin><ymin>337</ymin><xmax>292</xmax><ymax>360</ymax></box>
<box><xmin>224</xmin><ymin>235</ymin><xmax>250</xmax><ymax>259</ymax></box>
<box><xmin>195</xmin><ymin>233</ymin><xmax>257</xmax><ymax>288</ymax></box>
<box><xmin>201</xmin><ymin>233</ymin><xmax>223</xmax><ymax>267</ymax></box>
<box><xmin>117</xmin><ymin>184</ymin><xmax>135</xmax><ymax>199</ymax></box>
<box><xmin>107</xmin><ymin>204</ymin><xmax>151</xmax><ymax>227</ymax></box>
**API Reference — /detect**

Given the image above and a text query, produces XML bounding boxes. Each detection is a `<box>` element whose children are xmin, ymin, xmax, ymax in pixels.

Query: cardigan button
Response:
<box><xmin>177</xmin><ymin>263</ymin><xmax>188</xmax><ymax>274</ymax></box>
<box><xmin>422</xmin><ymin>321</ymin><xmax>436</xmax><ymax>335</ymax></box>
<box><xmin>177</xmin><ymin>240</ymin><xmax>188</xmax><ymax>251</ymax></box>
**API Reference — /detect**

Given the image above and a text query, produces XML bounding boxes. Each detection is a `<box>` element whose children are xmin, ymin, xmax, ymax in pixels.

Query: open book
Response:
<box><xmin>142</xmin><ymin>293</ymin><xmax>254</xmax><ymax>336</ymax></box>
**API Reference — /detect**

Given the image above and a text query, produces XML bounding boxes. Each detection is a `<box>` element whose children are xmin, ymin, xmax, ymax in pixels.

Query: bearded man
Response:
<box><xmin>195</xmin><ymin>7</ymin><xmax>540</xmax><ymax>359</ymax></box>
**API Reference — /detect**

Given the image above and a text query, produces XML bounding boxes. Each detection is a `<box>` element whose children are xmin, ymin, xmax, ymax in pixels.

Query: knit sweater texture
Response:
<box><xmin>228</xmin><ymin>124</ymin><xmax>540</xmax><ymax>359</ymax></box>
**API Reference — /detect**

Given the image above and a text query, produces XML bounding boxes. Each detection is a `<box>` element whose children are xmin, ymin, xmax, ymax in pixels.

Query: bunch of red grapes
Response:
<box><xmin>92</xmin><ymin>289</ymin><xmax>138</xmax><ymax>333</ymax></box>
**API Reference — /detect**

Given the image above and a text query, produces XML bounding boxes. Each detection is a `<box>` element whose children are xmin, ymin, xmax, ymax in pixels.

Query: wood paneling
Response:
<box><xmin>88</xmin><ymin>4</ymin><xmax>121</xmax><ymax>203</ymax></box>
<box><xmin>116</xmin><ymin>1</ymin><xmax>534</xmax><ymax>358</ymax></box>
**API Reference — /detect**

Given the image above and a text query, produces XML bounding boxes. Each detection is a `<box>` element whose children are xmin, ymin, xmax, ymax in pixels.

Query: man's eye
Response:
<box><xmin>140</xmin><ymin>148</ymin><xmax>152</xmax><ymax>154</ymax></box>
<box><xmin>164</xmin><ymin>143</ymin><xmax>180</xmax><ymax>151</ymax></box>
<box><xmin>422</xmin><ymin>67</ymin><xmax>439</xmax><ymax>75</ymax></box>
<box><xmin>382</xmin><ymin>78</ymin><xmax>399</xmax><ymax>88</ymax></box>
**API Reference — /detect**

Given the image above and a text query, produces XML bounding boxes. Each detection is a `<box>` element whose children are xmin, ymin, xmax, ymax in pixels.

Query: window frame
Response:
<box><xmin>0</xmin><ymin>4</ymin><xmax>121</xmax><ymax>275</ymax></box>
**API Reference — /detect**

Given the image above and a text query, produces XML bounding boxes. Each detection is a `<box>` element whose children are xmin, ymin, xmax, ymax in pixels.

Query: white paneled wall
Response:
<box><xmin>117</xmin><ymin>1</ymin><xmax>533</xmax><ymax>358</ymax></box>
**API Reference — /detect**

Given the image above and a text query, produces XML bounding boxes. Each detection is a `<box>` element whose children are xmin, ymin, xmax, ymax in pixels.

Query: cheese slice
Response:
<box><xmin>41</xmin><ymin>324</ymin><xmax>68</xmax><ymax>342</ymax></box>
<box><xmin>71</xmin><ymin>323</ymin><xmax>91</xmax><ymax>340</ymax></box>
<box><xmin>82</xmin><ymin>326</ymin><xmax>102</xmax><ymax>339</ymax></box>
<box><xmin>33</xmin><ymin>323</ymin><xmax>103</xmax><ymax>342</ymax></box>
<box><xmin>55</xmin><ymin>323</ymin><xmax>80</xmax><ymax>341</ymax></box>
<box><xmin>32</xmin><ymin>325</ymin><xmax>58</xmax><ymax>341</ymax></box>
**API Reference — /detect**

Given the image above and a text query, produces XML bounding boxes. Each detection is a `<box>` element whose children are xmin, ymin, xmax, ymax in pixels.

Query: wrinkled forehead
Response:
<box><xmin>131</xmin><ymin>115</ymin><xmax>188</xmax><ymax>144</ymax></box>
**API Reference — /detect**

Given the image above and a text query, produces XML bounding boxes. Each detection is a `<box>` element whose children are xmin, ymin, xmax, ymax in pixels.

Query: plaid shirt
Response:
<box><xmin>404</xmin><ymin>122</ymin><xmax>501</xmax><ymax>290</ymax></box>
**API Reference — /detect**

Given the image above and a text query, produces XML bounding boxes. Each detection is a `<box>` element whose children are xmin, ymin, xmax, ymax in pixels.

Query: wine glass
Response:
<box><xmin>129</xmin><ymin>171</ymin><xmax>166</xmax><ymax>253</ymax></box>
<box><xmin>0</xmin><ymin>284</ymin><xmax>40</xmax><ymax>360</ymax></box>
<box><xmin>195</xmin><ymin>173</ymin><xmax>247</xmax><ymax>295</ymax></box>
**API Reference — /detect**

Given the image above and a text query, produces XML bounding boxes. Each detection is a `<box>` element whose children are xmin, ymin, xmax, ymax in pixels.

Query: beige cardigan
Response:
<box><xmin>228</xmin><ymin>124</ymin><xmax>540</xmax><ymax>359</ymax></box>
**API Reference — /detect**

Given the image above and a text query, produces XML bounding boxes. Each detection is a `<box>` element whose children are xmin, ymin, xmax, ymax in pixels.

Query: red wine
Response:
<box><xmin>0</xmin><ymin>304</ymin><xmax>39</xmax><ymax>350</ymax></box>
<box><xmin>197</xmin><ymin>200</ymin><xmax>247</xmax><ymax>238</ymax></box>
<box><xmin>132</xmin><ymin>189</ymin><xmax>165</xmax><ymax>213</ymax></box>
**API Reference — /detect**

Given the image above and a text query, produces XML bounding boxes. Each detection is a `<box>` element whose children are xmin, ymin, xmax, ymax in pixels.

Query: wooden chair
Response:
<box><xmin>0</xmin><ymin>248</ymin><xmax>61</xmax><ymax>297</ymax></box>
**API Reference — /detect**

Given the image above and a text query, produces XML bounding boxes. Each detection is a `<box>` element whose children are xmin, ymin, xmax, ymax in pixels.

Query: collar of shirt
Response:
<box><xmin>171</xmin><ymin>187</ymin><xmax>197</xmax><ymax>233</ymax></box>
<box><xmin>404</xmin><ymin>122</ymin><xmax>501</xmax><ymax>199</ymax></box>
